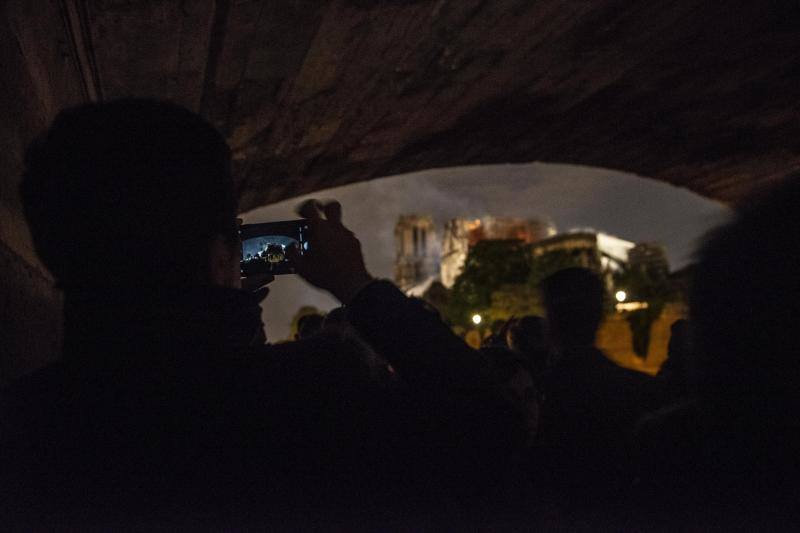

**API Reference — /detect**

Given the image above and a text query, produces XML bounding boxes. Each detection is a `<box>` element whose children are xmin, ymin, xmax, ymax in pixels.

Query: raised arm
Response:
<box><xmin>288</xmin><ymin>200</ymin><xmax>528</xmax><ymax>508</ymax></box>
<box><xmin>288</xmin><ymin>200</ymin><xmax>488</xmax><ymax>390</ymax></box>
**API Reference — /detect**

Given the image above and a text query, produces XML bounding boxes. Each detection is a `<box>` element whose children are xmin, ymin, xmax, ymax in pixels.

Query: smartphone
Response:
<box><xmin>240</xmin><ymin>219</ymin><xmax>310</xmax><ymax>276</ymax></box>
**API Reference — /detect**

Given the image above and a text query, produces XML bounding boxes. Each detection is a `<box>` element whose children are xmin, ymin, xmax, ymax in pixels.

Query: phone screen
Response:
<box><xmin>240</xmin><ymin>220</ymin><xmax>310</xmax><ymax>276</ymax></box>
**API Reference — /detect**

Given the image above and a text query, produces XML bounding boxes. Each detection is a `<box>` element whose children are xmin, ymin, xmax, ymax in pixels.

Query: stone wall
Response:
<box><xmin>0</xmin><ymin>2</ymin><xmax>88</xmax><ymax>385</ymax></box>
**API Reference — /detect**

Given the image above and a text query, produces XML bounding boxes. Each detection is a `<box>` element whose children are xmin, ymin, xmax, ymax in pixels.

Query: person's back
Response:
<box><xmin>632</xmin><ymin>174</ymin><xmax>800</xmax><ymax>529</ymax></box>
<box><xmin>657</xmin><ymin>318</ymin><xmax>693</xmax><ymax>400</ymax></box>
<box><xmin>506</xmin><ymin>315</ymin><xmax>548</xmax><ymax>369</ymax></box>
<box><xmin>538</xmin><ymin>345</ymin><xmax>655</xmax><ymax>504</ymax></box>
<box><xmin>1</xmin><ymin>302</ymin><xmax>423</xmax><ymax>524</ymax></box>
<box><xmin>1</xmin><ymin>290</ymin><xmax>266</xmax><ymax>522</ymax></box>
<box><xmin>1</xmin><ymin>99</ymin><xmax>523</xmax><ymax>528</ymax></box>
<box><xmin>534</xmin><ymin>268</ymin><xmax>656</xmax><ymax>512</ymax></box>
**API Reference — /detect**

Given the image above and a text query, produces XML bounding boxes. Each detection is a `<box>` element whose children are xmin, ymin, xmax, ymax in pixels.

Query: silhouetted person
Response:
<box><xmin>634</xmin><ymin>174</ymin><xmax>800</xmax><ymax>529</ymax></box>
<box><xmin>0</xmin><ymin>99</ymin><xmax>522</xmax><ymax>528</ymax></box>
<box><xmin>295</xmin><ymin>312</ymin><xmax>324</xmax><ymax>339</ymax></box>
<box><xmin>481</xmin><ymin>332</ymin><xmax>506</xmax><ymax>348</ymax></box>
<box><xmin>657</xmin><ymin>318</ymin><xmax>693</xmax><ymax>399</ymax></box>
<box><xmin>482</xmin><ymin>346</ymin><xmax>539</xmax><ymax>448</ymax></box>
<box><xmin>479</xmin><ymin>319</ymin><xmax>509</xmax><ymax>348</ymax></box>
<box><xmin>506</xmin><ymin>315</ymin><xmax>549</xmax><ymax>390</ymax></box>
<box><xmin>322</xmin><ymin>305</ymin><xmax>347</xmax><ymax>329</ymax></box>
<box><xmin>535</xmin><ymin>268</ymin><xmax>656</xmax><ymax>517</ymax></box>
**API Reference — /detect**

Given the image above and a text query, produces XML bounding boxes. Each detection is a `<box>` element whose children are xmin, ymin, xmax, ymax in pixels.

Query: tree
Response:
<box><xmin>446</xmin><ymin>240</ymin><xmax>531</xmax><ymax>327</ymax></box>
<box><xmin>528</xmin><ymin>248</ymin><xmax>599</xmax><ymax>288</ymax></box>
<box><xmin>488</xmin><ymin>284</ymin><xmax>543</xmax><ymax>323</ymax></box>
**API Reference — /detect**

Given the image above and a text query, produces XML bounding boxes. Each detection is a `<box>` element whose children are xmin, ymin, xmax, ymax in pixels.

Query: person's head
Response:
<box><xmin>667</xmin><ymin>319</ymin><xmax>692</xmax><ymax>363</ymax></box>
<box><xmin>21</xmin><ymin>98</ymin><xmax>240</xmax><ymax>291</ymax></box>
<box><xmin>540</xmin><ymin>267</ymin><xmax>604</xmax><ymax>349</ymax></box>
<box><xmin>691</xmin><ymin>173</ymin><xmax>800</xmax><ymax>396</ymax></box>
<box><xmin>506</xmin><ymin>315</ymin><xmax>546</xmax><ymax>354</ymax></box>
<box><xmin>322</xmin><ymin>306</ymin><xmax>348</xmax><ymax>330</ymax></box>
<box><xmin>483</xmin><ymin>347</ymin><xmax>539</xmax><ymax>444</ymax></box>
<box><xmin>481</xmin><ymin>333</ymin><xmax>508</xmax><ymax>348</ymax></box>
<box><xmin>295</xmin><ymin>313</ymin><xmax>325</xmax><ymax>340</ymax></box>
<box><xmin>506</xmin><ymin>315</ymin><xmax>548</xmax><ymax>373</ymax></box>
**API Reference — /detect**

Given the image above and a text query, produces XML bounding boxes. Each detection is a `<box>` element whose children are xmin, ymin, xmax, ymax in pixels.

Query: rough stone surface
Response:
<box><xmin>77</xmin><ymin>0</ymin><xmax>800</xmax><ymax>209</ymax></box>
<box><xmin>0</xmin><ymin>1</ymin><xmax>86</xmax><ymax>382</ymax></box>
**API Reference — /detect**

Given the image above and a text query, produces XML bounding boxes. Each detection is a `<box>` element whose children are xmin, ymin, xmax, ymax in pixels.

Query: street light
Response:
<box><xmin>615</xmin><ymin>290</ymin><xmax>627</xmax><ymax>302</ymax></box>
<box><xmin>472</xmin><ymin>314</ymin><xmax>482</xmax><ymax>325</ymax></box>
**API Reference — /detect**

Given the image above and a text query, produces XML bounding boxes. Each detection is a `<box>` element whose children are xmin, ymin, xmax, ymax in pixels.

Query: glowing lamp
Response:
<box><xmin>471</xmin><ymin>314</ymin><xmax>482</xmax><ymax>325</ymax></box>
<box><xmin>615</xmin><ymin>290</ymin><xmax>627</xmax><ymax>303</ymax></box>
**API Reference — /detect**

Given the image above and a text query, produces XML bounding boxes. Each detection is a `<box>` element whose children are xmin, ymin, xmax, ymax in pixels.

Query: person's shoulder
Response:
<box><xmin>228</xmin><ymin>330</ymin><xmax>373</xmax><ymax>384</ymax></box>
<box><xmin>542</xmin><ymin>356</ymin><xmax>592</xmax><ymax>400</ymax></box>
<box><xmin>595</xmin><ymin>350</ymin><xmax>653</xmax><ymax>382</ymax></box>
<box><xmin>239</xmin><ymin>331</ymin><xmax>366</xmax><ymax>363</ymax></box>
<box><xmin>548</xmin><ymin>347</ymin><xmax>601</xmax><ymax>378</ymax></box>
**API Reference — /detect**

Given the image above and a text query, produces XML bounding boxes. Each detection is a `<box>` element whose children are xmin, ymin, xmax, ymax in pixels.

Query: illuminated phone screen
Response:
<box><xmin>240</xmin><ymin>220</ymin><xmax>309</xmax><ymax>276</ymax></box>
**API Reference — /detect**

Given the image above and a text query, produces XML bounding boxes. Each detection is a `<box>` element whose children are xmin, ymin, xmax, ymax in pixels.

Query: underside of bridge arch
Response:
<box><xmin>16</xmin><ymin>0</ymin><xmax>800</xmax><ymax>211</ymax></box>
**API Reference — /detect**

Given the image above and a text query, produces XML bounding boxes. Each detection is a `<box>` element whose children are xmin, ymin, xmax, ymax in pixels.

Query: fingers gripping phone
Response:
<box><xmin>240</xmin><ymin>220</ymin><xmax>310</xmax><ymax>276</ymax></box>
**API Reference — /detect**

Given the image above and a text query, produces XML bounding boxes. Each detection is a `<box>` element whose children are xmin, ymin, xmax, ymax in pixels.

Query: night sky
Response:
<box><xmin>242</xmin><ymin>162</ymin><xmax>731</xmax><ymax>341</ymax></box>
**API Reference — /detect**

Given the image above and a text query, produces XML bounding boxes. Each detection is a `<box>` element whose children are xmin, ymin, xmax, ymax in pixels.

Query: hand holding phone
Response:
<box><xmin>288</xmin><ymin>200</ymin><xmax>373</xmax><ymax>304</ymax></box>
<box><xmin>240</xmin><ymin>219</ymin><xmax>310</xmax><ymax>276</ymax></box>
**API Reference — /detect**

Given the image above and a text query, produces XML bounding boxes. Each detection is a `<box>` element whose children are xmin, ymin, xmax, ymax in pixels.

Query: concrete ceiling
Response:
<box><xmin>70</xmin><ymin>0</ymin><xmax>800</xmax><ymax>210</ymax></box>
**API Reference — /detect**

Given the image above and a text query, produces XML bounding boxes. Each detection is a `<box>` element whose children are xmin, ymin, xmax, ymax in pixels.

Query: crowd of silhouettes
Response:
<box><xmin>2</xmin><ymin>98</ymin><xmax>799</xmax><ymax>529</ymax></box>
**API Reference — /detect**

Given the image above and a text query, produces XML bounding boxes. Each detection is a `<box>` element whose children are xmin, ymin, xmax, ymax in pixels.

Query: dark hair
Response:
<box><xmin>507</xmin><ymin>315</ymin><xmax>546</xmax><ymax>353</ymax></box>
<box><xmin>20</xmin><ymin>98</ymin><xmax>236</xmax><ymax>289</ymax></box>
<box><xmin>296</xmin><ymin>313</ymin><xmax>325</xmax><ymax>339</ymax></box>
<box><xmin>667</xmin><ymin>319</ymin><xmax>691</xmax><ymax>362</ymax></box>
<box><xmin>540</xmin><ymin>267</ymin><xmax>604</xmax><ymax>346</ymax></box>
<box><xmin>507</xmin><ymin>315</ymin><xmax>549</xmax><ymax>375</ymax></box>
<box><xmin>690</xmin><ymin>173</ymin><xmax>800</xmax><ymax>395</ymax></box>
<box><xmin>482</xmin><ymin>346</ymin><xmax>527</xmax><ymax>382</ymax></box>
<box><xmin>322</xmin><ymin>306</ymin><xmax>348</xmax><ymax>328</ymax></box>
